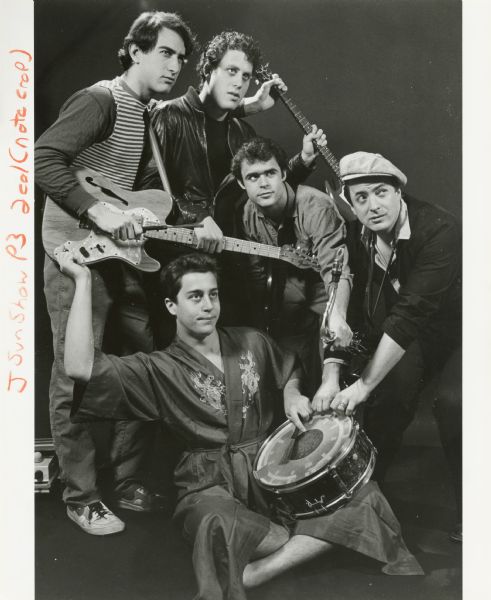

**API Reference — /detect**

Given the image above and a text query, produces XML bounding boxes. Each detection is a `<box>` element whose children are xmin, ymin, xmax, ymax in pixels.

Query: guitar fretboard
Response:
<box><xmin>147</xmin><ymin>228</ymin><xmax>283</xmax><ymax>260</ymax></box>
<box><xmin>277</xmin><ymin>90</ymin><xmax>341</xmax><ymax>178</ymax></box>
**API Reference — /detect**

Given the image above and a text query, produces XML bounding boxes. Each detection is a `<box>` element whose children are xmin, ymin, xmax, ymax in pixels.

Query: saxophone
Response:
<box><xmin>320</xmin><ymin>248</ymin><xmax>369</xmax><ymax>361</ymax></box>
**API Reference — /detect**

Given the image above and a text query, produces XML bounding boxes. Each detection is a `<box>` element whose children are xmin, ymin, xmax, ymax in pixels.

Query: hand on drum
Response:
<box><xmin>284</xmin><ymin>393</ymin><xmax>313</xmax><ymax>432</ymax></box>
<box><xmin>311</xmin><ymin>378</ymin><xmax>340</xmax><ymax>413</ymax></box>
<box><xmin>329</xmin><ymin>379</ymin><xmax>371</xmax><ymax>416</ymax></box>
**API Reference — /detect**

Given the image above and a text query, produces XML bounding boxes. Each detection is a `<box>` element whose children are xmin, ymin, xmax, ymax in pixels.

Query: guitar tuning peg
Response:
<box><xmin>257</xmin><ymin>63</ymin><xmax>273</xmax><ymax>82</ymax></box>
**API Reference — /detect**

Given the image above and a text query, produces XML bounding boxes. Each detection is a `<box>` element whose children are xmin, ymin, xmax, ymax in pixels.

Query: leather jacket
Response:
<box><xmin>145</xmin><ymin>87</ymin><xmax>313</xmax><ymax>232</ymax></box>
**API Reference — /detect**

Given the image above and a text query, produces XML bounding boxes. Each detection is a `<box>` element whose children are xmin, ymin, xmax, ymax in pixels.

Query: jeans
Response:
<box><xmin>44</xmin><ymin>256</ymin><xmax>157</xmax><ymax>507</ymax></box>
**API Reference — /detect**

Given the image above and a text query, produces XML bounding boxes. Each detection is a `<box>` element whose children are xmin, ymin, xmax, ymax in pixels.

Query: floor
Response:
<box><xmin>35</xmin><ymin>395</ymin><xmax>462</xmax><ymax>600</ymax></box>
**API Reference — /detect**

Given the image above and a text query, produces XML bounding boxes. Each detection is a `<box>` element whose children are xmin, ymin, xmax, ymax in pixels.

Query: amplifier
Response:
<box><xmin>34</xmin><ymin>439</ymin><xmax>59</xmax><ymax>493</ymax></box>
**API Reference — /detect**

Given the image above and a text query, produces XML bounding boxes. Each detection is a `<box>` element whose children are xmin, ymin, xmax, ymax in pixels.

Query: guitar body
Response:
<box><xmin>42</xmin><ymin>168</ymin><xmax>173</xmax><ymax>272</ymax></box>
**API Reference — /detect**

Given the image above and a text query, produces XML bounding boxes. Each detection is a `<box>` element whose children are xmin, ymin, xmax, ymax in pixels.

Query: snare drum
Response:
<box><xmin>253</xmin><ymin>413</ymin><xmax>376</xmax><ymax>519</ymax></box>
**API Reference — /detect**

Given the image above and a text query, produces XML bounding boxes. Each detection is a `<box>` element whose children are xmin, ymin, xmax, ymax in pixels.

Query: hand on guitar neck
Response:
<box><xmin>193</xmin><ymin>216</ymin><xmax>224</xmax><ymax>254</ymax></box>
<box><xmin>243</xmin><ymin>72</ymin><xmax>288</xmax><ymax>115</ymax></box>
<box><xmin>300</xmin><ymin>124</ymin><xmax>328</xmax><ymax>168</ymax></box>
<box><xmin>86</xmin><ymin>202</ymin><xmax>143</xmax><ymax>241</ymax></box>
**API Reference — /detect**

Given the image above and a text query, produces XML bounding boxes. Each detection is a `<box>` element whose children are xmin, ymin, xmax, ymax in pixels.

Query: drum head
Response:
<box><xmin>254</xmin><ymin>413</ymin><xmax>354</xmax><ymax>489</ymax></box>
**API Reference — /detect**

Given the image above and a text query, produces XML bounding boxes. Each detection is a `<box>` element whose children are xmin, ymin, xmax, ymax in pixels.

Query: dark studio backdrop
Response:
<box><xmin>34</xmin><ymin>0</ymin><xmax>462</xmax><ymax>437</ymax></box>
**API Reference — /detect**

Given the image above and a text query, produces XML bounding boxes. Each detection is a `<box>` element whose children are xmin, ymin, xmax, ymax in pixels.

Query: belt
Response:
<box><xmin>187</xmin><ymin>434</ymin><xmax>268</xmax><ymax>510</ymax></box>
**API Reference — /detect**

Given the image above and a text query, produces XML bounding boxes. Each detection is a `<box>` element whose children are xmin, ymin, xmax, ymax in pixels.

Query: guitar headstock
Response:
<box><xmin>256</xmin><ymin>63</ymin><xmax>274</xmax><ymax>84</ymax></box>
<box><xmin>278</xmin><ymin>245</ymin><xmax>320</xmax><ymax>271</ymax></box>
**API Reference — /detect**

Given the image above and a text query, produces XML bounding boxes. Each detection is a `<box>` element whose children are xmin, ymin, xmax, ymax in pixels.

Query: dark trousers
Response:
<box><xmin>363</xmin><ymin>340</ymin><xmax>462</xmax><ymax>517</ymax></box>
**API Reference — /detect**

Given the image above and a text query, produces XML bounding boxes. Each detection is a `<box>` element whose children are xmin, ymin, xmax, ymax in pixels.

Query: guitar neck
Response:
<box><xmin>146</xmin><ymin>228</ymin><xmax>282</xmax><ymax>260</ymax></box>
<box><xmin>275</xmin><ymin>89</ymin><xmax>341</xmax><ymax>179</ymax></box>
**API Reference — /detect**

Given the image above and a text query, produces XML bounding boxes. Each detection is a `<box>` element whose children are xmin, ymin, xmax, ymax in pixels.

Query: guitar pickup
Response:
<box><xmin>79</xmin><ymin>247</ymin><xmax>90</xmax><ymax>258</ymax></box>
<box><xmin>96</xmin><ymin>244</ymin><xmax>105</xmax><ymax>253</ymax></box>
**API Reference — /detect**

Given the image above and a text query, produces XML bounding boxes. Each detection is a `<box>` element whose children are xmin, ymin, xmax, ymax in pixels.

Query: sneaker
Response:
<box><xmin>116</xmin><ymin>485</ymin><xmax>170</xmax><ymax>513</ymax></box>
<box><xmin>67</xmin><ymin>501</ymin><xmax>125</xmax><ymax>535</ymax></box>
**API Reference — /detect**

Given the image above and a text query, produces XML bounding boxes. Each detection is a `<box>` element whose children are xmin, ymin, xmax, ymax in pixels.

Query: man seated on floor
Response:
<box><xmin>314</xmin><ymin>151</ymin><xmax>462</xmax><ymax>542</ymax></box>
<box><xmin>60</xmin><ymin>251</ymin><xmax>423</xmax><ymax>599</ymax></box>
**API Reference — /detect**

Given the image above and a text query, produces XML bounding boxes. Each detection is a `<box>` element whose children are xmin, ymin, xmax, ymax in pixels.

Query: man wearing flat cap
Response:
<box><xmin>313</xmin><ymin>151</ymin><xmax>462</xmax><ymax>542</ymax></box>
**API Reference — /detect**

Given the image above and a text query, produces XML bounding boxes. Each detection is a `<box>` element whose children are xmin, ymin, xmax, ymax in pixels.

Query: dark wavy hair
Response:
<box><xmin>160</xmin><ymin>253</ymin><xmax>220</xmax><ymax>301</ymax></box>
<box><xmin>196</xmin><ymin>30</ymin><xmax>262</xmax><ymax>87</ymax></box>
<box><xmin>118</xmin><ymin>11</ymin><xmax>197</xmax><ymax>71</ymax></box>
<box><xmin>231</xmin><ymin>137</ymin><xmax>288</xmax><ymax>182</ymax></box>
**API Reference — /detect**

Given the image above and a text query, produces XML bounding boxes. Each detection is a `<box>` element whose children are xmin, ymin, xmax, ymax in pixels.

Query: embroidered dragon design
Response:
<box><xmin>189</xmin><ymin>371</ymin><xmax>227</xmax><ymax>414</ymax></box>
<box><xmin>239</xmin><ymin>351</ymin><xmax>260</xmax><ymax>417</ymax></box>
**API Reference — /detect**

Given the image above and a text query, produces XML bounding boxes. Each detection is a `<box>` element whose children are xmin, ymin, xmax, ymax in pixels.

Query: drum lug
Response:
<box><xmin>276</xmin><ymin>496</ymin><xmax>295</xmax><ymax>521</ymax></box>
<box><xmin>330</xmin><ymin>468</ymin><xmax>350</xmax><ymax>494</ymax></box>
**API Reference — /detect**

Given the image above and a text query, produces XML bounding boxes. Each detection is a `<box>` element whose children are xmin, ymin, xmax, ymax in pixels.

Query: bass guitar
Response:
<box><xmin>42</xmin><ymin>168</ymin><xmax>319</xmax><ymax>273</ymax></box>
<box><xmin>256</xmin><ymin>65</ymin><xmax>354</xmax><ymax>222</ymax></box>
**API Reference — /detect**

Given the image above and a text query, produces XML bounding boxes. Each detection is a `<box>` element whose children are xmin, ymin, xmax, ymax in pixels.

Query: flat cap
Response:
<box><xmin>339</xmin><ymin>152</ymin><xmax>407</xmax><ymax>186</ymax></box>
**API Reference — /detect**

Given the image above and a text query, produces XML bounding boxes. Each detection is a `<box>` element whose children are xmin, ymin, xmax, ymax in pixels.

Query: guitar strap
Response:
<box><xmin>144</xmin><ymin>109</ymin><xmax>173</xmax><ymax>196</ymax></box>
<box><xmin>265</xmin><ymin>215</ymin><xmax>296</xmax><ymax>335</ymax></box>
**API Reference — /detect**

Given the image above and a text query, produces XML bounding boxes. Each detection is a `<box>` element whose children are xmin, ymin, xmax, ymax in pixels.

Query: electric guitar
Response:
<box><xmin>42</xmin><ymin>168</ymin><xmax>320</xmax><ymax>273</ymax></box>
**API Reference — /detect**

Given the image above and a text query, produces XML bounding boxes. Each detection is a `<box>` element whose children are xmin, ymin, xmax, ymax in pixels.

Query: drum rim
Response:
<box><xmin>287</xmin><ymin>449</ymin><xmax>377</xmax><ymax>519</ymax></box>
<box><xmin>253</xmin><ymin>413</ymin><xmax>359</xmax><ymax>491</ymax></box>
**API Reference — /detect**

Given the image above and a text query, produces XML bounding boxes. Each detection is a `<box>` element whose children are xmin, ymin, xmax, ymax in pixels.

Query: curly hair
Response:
<box><xmin>196</xmin><ymin>30</ymin><xmax>262</xmax><ymax>87</ymax></box>
<box><xmin>118</xmin><ymin>11</ymin><xmax>197</xmax><ymax>71</ymax></box>
<box><xmin>231</xmin><ymin>137</ymin><xmax>288</xmax><ymax>182</ymax></box>
<box><xmin>160</xmin><ymin>253</ymin><xmax>220</xmax><ymax>302</ymax></box>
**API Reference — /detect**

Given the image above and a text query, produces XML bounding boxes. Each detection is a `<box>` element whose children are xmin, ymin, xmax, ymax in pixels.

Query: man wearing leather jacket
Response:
<box><xmin>142</xmin><ymin>30</ymin><xmax>326</xmax><ymax>331</ymax></box>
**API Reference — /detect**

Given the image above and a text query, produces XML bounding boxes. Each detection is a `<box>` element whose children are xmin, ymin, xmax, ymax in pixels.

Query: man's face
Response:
<box><xmin>165</xmin><ymin>272</ymin><xmax>220</xmax><ymax>339</ymax></box>
<box><xmin>137</xmin><ymin>27</ymin><xmax>187</xmax><ymax>96</ymax></box>
<box><xmin>207</xmin><ymin>49</ymin><xmax>253</xmax><ymax>113</ymax></box>
<box><xmin>238</xmin><ymin>157</ymin><xmax>287</xmax><ymax>210</ymax></box>
<box><xmin>348</xmin><ymin>180</ymin><xmax>402</xmax><ymax>235</ymax></box>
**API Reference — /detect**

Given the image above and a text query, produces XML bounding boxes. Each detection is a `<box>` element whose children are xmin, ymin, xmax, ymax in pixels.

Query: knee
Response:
<box><xmin>178</xmin><ymin>501</ymin><xmax>231</xmax><ymax>544</ymax></box>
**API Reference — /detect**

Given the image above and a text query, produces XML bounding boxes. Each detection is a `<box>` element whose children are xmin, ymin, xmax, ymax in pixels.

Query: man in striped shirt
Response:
<box><xmin>35</xmin><ymin>11</ymin><xmax>198</xmax><ymax>536</ymax></box>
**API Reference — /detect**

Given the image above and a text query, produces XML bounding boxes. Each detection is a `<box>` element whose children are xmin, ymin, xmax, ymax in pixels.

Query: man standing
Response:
<box><xmin>35</xmin><ymin>11</ymin><xmax>196</xmax><ymax>534</ymax></box>
<box><xmin>60</xmin><ymin>250</ymin><xmax>422</xmax><ymax>600</ymax></box>
<box><xmin>315</xmin><ymin>151</ymin><xmax>462</xmax><ymax>541</ymax></box>
<box><xmin>146</xmin><ymin>30</ymin><xmax>324</xmax><ymax>242</ymax></box>
<box><xmin>142</xmin><ymin>31</ymin><xmax>325</xmax><ymax>331</ymax></box>
<box><xmin>231</xmin><ymin>137</ymin><xmax>352</xmax><ymax>395</ymax></box>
